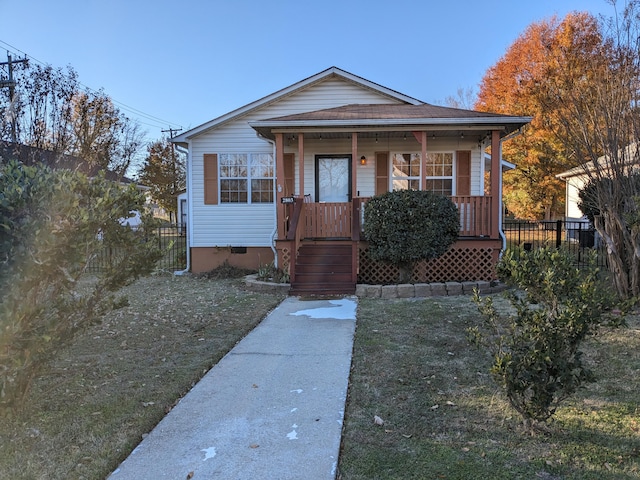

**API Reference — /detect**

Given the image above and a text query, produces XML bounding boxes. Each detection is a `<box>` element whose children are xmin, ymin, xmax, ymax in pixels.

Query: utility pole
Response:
<box><xmin>162</xmin><ymin>127</ymin><xmax>182</xmax><ymax>223</ymax></box>
<box><xmin>0</xmin><ymin>53</ymin><xmax>28</xmax><ymax>145</ymax></box>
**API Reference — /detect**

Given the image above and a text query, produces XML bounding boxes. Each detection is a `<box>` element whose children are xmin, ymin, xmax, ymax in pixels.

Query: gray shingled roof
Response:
<box><xmin>265</xmin><ymin>103</ymin><xmax>520</xmax><ymax>122</ymax></box>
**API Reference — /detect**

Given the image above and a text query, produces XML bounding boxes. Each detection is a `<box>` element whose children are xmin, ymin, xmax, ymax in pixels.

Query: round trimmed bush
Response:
<box><xmin>363</xmin><ymin>189</ymin><xmax>460</xmax><ymax>283</ymax></box>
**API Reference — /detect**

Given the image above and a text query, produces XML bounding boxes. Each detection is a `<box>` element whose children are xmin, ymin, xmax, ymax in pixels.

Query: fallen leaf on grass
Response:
<box><xmin>445</xmin><ymin>401</ymin><xmax>456</xmax><ymax>406</ymax></box>
<box><xmin>142</xmin><ymin>401</ymin><xmax>155</xmax><ymax>407</ymax></box>
<box><xmin>431</xmin><ymin>405</ymin><xmax>439</xmax><ymax>410</ymax></box>
<box><xmin>374</xmin><ymin>415</ymin><xmax>384</xmax><ymax>425</ymax></box>
<box><xmin>402</xmin><ymin>434</ymin><xmax>412</xmax><ymax>439</ymax></box>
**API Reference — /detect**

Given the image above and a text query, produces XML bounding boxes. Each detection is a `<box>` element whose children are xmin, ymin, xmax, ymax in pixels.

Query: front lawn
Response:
<box><xmin>0</xmin><ymin>274</ymin><xmax>285</xmax><ymax>480</ymax></box>
<box><xmin>0</xmin><ymin>276</ymin><xmax>638</xmax><ymax>479</ymax></box>
<box><xmin>338</xmin><ymin>296</ymin><xmax>640</xmax><ymax>479</ymax></box>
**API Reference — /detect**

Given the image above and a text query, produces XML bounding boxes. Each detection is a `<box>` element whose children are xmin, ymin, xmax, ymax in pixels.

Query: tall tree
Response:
<box><xmin>137</xmin><ymin>138</ymin><xmax>186</xmax><ymax>220</ymax></box>
<box><xmin>17</xmin><ymin>64</ymin><xmax>78</xmax><ymax>154</ymax></box>
<box><xmin>538</xmin><ymin>1</ymin><xmax>640</xmax><ymax>299</ymax></box>
<box><xmin>443</xmin><ymin>86</ymin><xmax>477</xmax><ymax>110</ymax></box>
<box><xmin>1</xmin><ymin>63</ymin><xmax>145</xmax><ymax>177</ymax></box>
<box><xmin>476</xmin><ymin>12</ymin><xmax>604</xmax><ymax>220</ymax></box>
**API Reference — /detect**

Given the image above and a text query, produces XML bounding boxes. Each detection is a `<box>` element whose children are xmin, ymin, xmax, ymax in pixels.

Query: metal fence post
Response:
<box><xmin>556</xmin><ymin>220</ymin><xmax>562</xmax><ymax>248</ymax></box>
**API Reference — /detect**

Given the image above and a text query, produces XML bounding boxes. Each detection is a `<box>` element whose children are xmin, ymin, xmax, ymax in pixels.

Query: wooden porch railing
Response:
<box><xmin>354</xmin><ymin>195</ymin><xmax>493</xmax><ymax>238</ymax></box>
<box><xmin>284</xmin><ymin>195</ymin><xmax>494</xmax><ymax>241</ymax></box>
<box><xmin>281</xmin><ymin>196</ymin><xmax>491</xmax><ymax>287</ymax></box>
<box><xmin>451</xmin><ymin>196</ymin><xmax>492</xmax><ymax>237</ymax></box>
<box><xmin>303</xmin><ymin>202</ymin><xmax>352</xmax><ymax>238</ymax></box>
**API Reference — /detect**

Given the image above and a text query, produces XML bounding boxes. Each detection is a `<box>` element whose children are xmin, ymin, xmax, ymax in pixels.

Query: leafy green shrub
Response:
<box><xmin>363</xmin><ymin>189</ymin><xmax>460</xmax><ymax>283</ymax></box>
<box><xmin>468</xmin><ymin>246</ymin><xmax>614</xmax><ymax>432</ymax></box>
<box><xmin>0</xmin><ymin>160</ymin><xmax>163</xmax><ymax>410</ymax></box>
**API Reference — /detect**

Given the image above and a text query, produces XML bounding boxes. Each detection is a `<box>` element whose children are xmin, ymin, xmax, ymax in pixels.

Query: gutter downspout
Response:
<box><xmin>257</xmin><ymin>133</ymin><xmax>278</xmax><ymax>267</ymax></box>
<box><xmin>498</xmin><ymin>127</ymin><xmax>526</xmax><ymax>255</ymax></box>
<box><xmin>174</xmin><ymin>142</ymin><xmax>192</xmax><ymax>276</ymax></box>
<box><xmin>499</xmin><ymin>141</ymin><xmax>507</xmax><ymax>254</ymax></box>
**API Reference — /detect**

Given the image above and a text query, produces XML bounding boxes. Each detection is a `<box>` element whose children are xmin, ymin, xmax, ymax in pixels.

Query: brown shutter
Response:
<box><xmin>456</xmin><ymin>150</ymin><xmax>471</xmax><ymax>196</ymax></box>
<box><xmin>375</xmin><ymin>151</ymin><xmax>389</xmax><ymax>195</ymax></box>
<box><xmin>283</xmin><ymin>153</ymin><xmax>295</xmax><ymax>196</ymax></box>
<box><xmin>204</xmin><ymin>153</ymin><xmax>218</xmax><ymax>205</ymax></box>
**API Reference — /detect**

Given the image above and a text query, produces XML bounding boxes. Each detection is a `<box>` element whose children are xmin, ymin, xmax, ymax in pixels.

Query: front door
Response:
<box><xmin>315</xmin><ymin>155</ymin><xmax>351</xmax><ymax>202</ymax></box>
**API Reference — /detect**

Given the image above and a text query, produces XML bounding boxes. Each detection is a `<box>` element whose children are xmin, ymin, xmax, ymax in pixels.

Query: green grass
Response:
<box><xmin>338</xmin><ymin>296</ymin><xmax>640</xmax><ymax>479</ymax></box>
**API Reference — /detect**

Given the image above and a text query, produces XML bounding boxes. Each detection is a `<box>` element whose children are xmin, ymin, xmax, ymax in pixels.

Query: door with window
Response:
<box><xmin>315</xmin><ymin>155</ymin><xmax>352</xmax><ymax>202</ymax></box>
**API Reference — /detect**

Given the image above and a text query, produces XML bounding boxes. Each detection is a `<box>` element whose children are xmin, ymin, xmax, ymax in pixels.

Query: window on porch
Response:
<box><xmin>391</xmin><ymin>151</ymin><xmax>454</xmax><ymax>195</ymax></box>
<box><xmin>425</xmin><ymin>152</ymin><xmax>453</xmax><ymax>196</ymax></box>
<box><xmin>391</xmin><ymin>153</ymin><xmax>421</xmax><ymax>190</ymax></box>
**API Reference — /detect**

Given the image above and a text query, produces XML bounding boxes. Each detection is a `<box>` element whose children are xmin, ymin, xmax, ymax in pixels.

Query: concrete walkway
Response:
<box><xmin>109</xmin><ymin>296</ymin><xmax>357</xmax><ymax>480</ymax></box>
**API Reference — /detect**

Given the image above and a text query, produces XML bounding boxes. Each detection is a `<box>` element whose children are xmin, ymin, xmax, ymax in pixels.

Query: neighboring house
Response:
<box><xmin>172</xmin><ymin>67</ymin><xmax>531</xmax><ymax>294</ymax></box>
<box><xmin>556</xmin><ymin>165</ymin><xmax>590</xmax><ymax>222</ymax></box>
<box><xmin>556</xmin><ymin>143</ymin><xmax>640</xmax><ymax>221</ymax></box>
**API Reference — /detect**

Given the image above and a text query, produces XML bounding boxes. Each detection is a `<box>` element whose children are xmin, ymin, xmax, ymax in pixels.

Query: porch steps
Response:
<box><xmin>290</xmin><ymin>243</ymin><xmax>355</xmax><ymax>295</ymax></box>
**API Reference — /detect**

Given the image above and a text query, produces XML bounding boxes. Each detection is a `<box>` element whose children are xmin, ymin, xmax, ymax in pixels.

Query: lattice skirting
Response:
<box><xmin>277</xmin><ymin>240</ymin><xmax>499</xmax><ymax>285</ymax></box>
<box><xmin>358</xmin><ymin>244</ymin><xmax>499</xmax><ymax>284</ymax></box>
<box><xmin>276</xmin><ymin>245</ymin><xmax>291</xmax><ymax>274</ymax></box>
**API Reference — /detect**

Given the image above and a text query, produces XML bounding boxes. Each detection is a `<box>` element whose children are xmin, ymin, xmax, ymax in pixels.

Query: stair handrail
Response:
<box><xmin>351</xmin><ymin>198</ymin><xmax>365</xmax><ymax>284</ymax></box>
<box><xmin>285</xmin><ymin>197</ymin><xmax>305</xmax><ymax>284</ymax></box>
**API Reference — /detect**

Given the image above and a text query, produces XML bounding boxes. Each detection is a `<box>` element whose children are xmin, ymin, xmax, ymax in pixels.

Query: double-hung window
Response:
<box><xmin>219</xmin><ymin>153</ymin><xmax>274</xmax><ymax>203</ymax></box>
<box><xmin>390</xmin><ymin>151</ymin><xmax>454</xmax><ymax>195</ymax></box>
<box><xmin>391</xmin><ymin>153</ymin><xmax>421</xmax><ymax>190</ymax></box>
<box><xmin>425</xmin><ymin>152</ymin><xmax>453</xmax><ymax>196</ymax></box>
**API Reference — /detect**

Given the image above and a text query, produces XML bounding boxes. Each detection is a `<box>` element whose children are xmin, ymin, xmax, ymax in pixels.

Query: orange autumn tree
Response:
<box><xmin>475</xmin><ymin>12</ymin><xmax>605</xmax><ymax>220</ymax></box>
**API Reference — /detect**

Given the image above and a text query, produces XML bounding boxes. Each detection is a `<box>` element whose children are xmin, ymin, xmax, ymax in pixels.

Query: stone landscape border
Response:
<box><xmin>244</xmin><ymin>275</ymin><xmax>507</xmax><ymax>298</ymax></box>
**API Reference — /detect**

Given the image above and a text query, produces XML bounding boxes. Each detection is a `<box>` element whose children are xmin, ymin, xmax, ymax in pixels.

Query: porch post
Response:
<box><xmin>490</xmin><ymin>129</ymin><xmax>501</xmax><ymax>239</ymax></box>
<box><xmin>298</xmin><ymin>133</ymin><xmax>304</xmax><ymax>196</ymax></box>
<box><xmin>421</xmin><ymin>131</ymin><xmax>427</xmax><ymax>190</ymax></box>
<box><xmin>275</xmin><ymin>133</ymin><xmax>286</xmax><ymax>240</ymax></box>
<box><xmin>351</xmin><ymin>132</ymin><xmax>358</xmax><ymax>198</ymax></box>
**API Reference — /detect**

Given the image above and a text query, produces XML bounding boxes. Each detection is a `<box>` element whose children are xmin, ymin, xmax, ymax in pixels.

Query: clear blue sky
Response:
<box><xmin>0</xmin><ymin>0</ymin><xmax>616</xmax><ymax>142</ymax></box>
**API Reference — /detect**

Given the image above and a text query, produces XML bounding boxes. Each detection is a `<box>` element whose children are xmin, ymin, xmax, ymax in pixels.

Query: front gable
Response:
<box><xmin>172</xmin><ymin>67</ymin><xmax>422</xmax><ymax>144</ymax></box>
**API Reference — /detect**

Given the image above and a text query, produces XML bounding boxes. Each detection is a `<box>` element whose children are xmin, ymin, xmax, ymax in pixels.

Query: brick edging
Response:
<box><xmin>244</xmin><ymin>275</ymin><xmax>507</xmax><ymax>297</ymax></box>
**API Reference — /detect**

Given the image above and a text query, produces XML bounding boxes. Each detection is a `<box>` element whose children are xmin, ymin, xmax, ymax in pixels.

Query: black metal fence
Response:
<box><xmin>88</xmin><ymin>220</ymin><xmax>606</xmax><ymax>273</ymax></box>
<box><xmin>87</xmin><ymin>223</ymin><xmax>187</xmax><ymax>273</ymax></box>
<box><xmin>502</xmin><ymin>220</ymin><xmax>607</xmax><ymax>269</ymax></box>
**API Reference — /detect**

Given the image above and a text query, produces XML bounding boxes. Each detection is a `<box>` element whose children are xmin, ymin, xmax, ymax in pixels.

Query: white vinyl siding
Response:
<box><xmin>189</xmin><ymin>77</ymin><xmax>404</xmax><ymax>248</ymax></box>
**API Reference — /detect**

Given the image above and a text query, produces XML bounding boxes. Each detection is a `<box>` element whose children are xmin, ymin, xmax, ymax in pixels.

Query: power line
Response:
<box><xmin>0</xmin><ymin>40</ymin><xmax>183</xmax><ymax>132</ymax></box>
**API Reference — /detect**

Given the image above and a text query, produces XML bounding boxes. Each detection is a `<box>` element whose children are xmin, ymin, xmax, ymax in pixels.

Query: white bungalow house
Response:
<box><xmin>172</xmin><ymin>67</ymin><xmax>531</xmax><ymax>294</ymax></box>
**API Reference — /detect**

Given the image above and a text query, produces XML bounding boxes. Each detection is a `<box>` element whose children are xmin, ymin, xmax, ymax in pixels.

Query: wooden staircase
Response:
<box><xmin>290</xmin><ymin>243</ymin><xmax>356</xmax><ymax>295</ymax></box>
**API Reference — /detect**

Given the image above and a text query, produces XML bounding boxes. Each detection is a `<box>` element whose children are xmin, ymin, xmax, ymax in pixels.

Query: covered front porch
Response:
<box><xmin>250</xmin><ymin>104</ymin><xmax>529</xmax><ymax>293</ymax></box>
